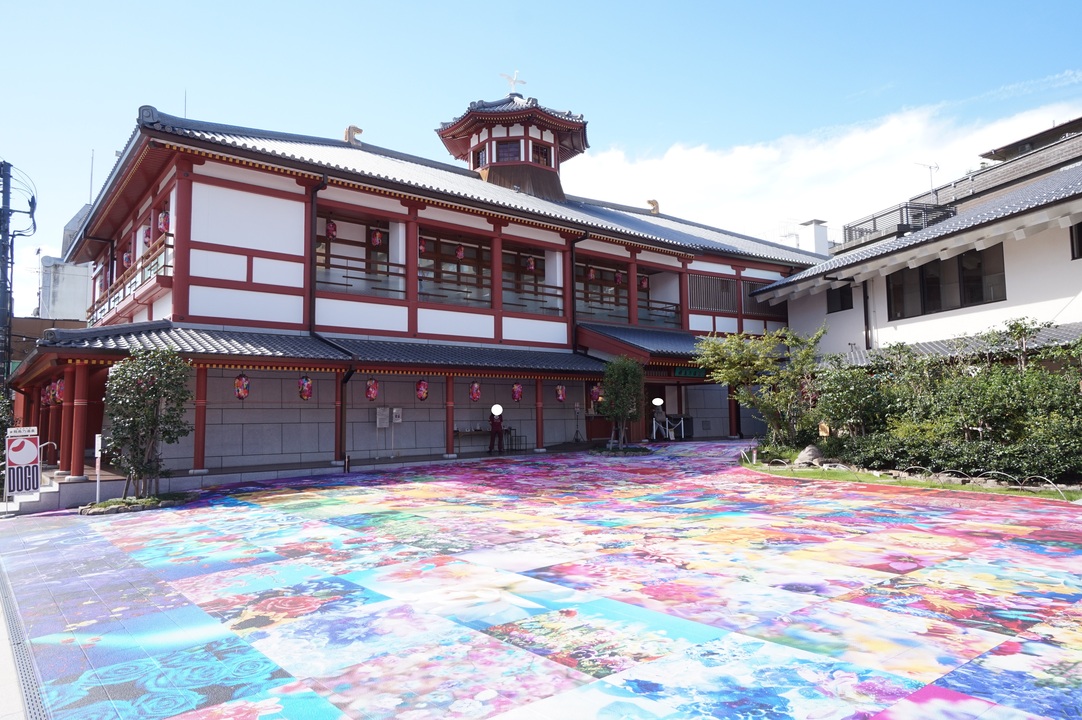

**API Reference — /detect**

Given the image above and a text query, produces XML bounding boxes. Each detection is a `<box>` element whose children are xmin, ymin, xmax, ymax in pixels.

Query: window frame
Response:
<box><xmin>826</xmin><ymin>285</ymin><xmax>854</xmax><ymax>314</ymax></box>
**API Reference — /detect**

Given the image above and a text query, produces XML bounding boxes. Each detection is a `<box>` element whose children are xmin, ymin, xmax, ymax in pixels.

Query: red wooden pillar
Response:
<box><xmin>46</xmin><ymin>396</ymin><xmax>60</xmax><ymax>466</ymax></box>
<box><xmin>58</xmin><ymin>365</ymin><xmax>76</xmax><ymax>473</ymax></box>
<box><xmin>172</xmin><ymin>159</ymin><xmax>194</xmax><ymax>321</ymax></box>
<box><xmin>491</xmin><ymin>231</ymin><xmax>503</xmax><ymax>342</ymax></box>
<box><xmin>563</xmin><ymin>246</ymin><xmax>574</xmax><ymax>325</ymax></box>
<box><xmin>193</xmin><ymin>366</ymin><xmax>207</xmax><ymax>470</ymax></box>
<box><xmin>26</xmin><ymin>385</ymin><xmax>39</xmax><ymax>430</ymax></box>
<box><xmin>679</xmin><ymin>261</ymin><xmax>690</xmax><ymax>330</ymax></box>
<box><xmin>534</xmin><ymin>377</ymin><xmax>544</xmax><ymax>450</ymax></box>
<box><xmin>70</xmin><ymin>363</ymin><xmax>90</xmax><ymax>478</ymax></box>
<box><xmin>35</xmin><ymin>388</ymin><xmax>45</xmax><ymax>437</ymax></box>
<box><xmin>406</xmin><ymin>218</ymin><xmax>419</xmax><ymax>335</ymax></box>
<box><xmin>627</xmin><ymin>253</ymin><xmax>638</xmax><ymax>325</ymax></box>
<box><xmin>445</xmin><ymin>375</ymin><xmax>455</xmax><ymax>456</ymax></box>
<box><xmin>335</xmin><ymin>370</ymin><xmax>345</xmax><ymax>462</ymax></box>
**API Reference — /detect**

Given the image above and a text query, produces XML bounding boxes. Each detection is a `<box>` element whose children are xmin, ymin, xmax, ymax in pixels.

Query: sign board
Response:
<box><xmin>375</xmin><ymin>407</ymin><xmax>390</xmax><ymax>429</ymax></box>
<box><xmin>6</xmin><ymin>428</ymin><xmax>41</xmax><ymax>495</ymax></box>
<box><xmin>392</xmin><ymin>407</ymin><xmax>403</xmax><ymax>424</ymax></box>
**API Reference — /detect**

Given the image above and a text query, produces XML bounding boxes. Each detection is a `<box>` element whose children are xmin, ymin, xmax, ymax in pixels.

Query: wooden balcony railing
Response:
<box><xmin>88</xmin><ymin>238</ymin><xmax>173</xmax><ymax>323</ymax></box>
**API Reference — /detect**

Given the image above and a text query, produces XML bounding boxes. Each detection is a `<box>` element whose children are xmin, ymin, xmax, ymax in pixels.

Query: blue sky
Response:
<box><xmin>4</xmin><ymin>1</ymin><xmax>1082</xmax><ymax>315</ymax></box>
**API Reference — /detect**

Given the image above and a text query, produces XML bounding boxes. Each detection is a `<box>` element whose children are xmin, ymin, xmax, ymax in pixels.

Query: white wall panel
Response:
<box><xmin>253</xmin><ymin>258</ymin><xmax>304</xmax><ymax>288</ymax></box>
<box><xmin>504</xmin><ymin>224</ymin><xmax>564</xmax><ymax>244</ymax></box>
<box><xmin>152</xmin><ymin>293</ymin><xmax>172</xmax><ymax>321</ymax></box>
<box><xmin>418</xmin><ymin>309</ymin><xmax>494</xmax><ymax>338</ymax></box>
<box><xmin>317</xmin><ymin>298</ymin><xmax>408</xmax><ymax>331</ymax></box>
<box><xmin>715</xmin><ymin>316</ymin><xmax>739</xmax><ymax>334</ymax></box>
<box><xmin>191</xmin><ymin>249</ymin><xmax>247</xmax><ymax>281</ymax></box>
<box><xmin>502</xmin><ymin>317</ymin><xmax>566</xmax><ymax>344</ymax></box>
<box><xmin>191</xmin><ymin>183</ymin><xmax>305</xmax><ymax>254</ymax></box>
<box><xmin>687</xmin><ymin>260</ymin><xmax>734</xmax><ymax>275</ymax></box>
<box><xmin>319</xmin><ymin>186</ymin><xmax>406</xmax><ymax>214</ymax></box>
<box><xmin>689</xmin><ymin>314</ymin><xmax>713</xmax><ymax>332</ymax></box>
<box><xmin>742</xmin><ymin>268</ymin><xmax>784</xmax><ymax>282</ymax></box>
<box><xmin>190</xmin><ymin>286</ymin><xmax>302</xmax><ymax>323</ymax></box>
<box><xmin>193</xmin><ymin>162</ymin><xmax>304</xmax><ymax>194</ymax></box>
<box><xmin>417</xmin><ymin>206</ymin><xmax>491</xmax><ymax>230</ymax></box>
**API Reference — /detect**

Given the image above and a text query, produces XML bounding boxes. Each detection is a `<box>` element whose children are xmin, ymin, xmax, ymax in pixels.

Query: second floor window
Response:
<box><xmin>688</xmin><ymin>274</ymin><xmax>738</xmax><ymax>313</ymax></box>
<box><xmin>531</xmin><ymin>144</ymin><xmax>551</xmax><ymax>167</ymax></box>
<box><xmin>496</xmin><ymin>140</ymin><xmax>520</xmax><ymax>163</ymax></box>
<box><xmin>886</xmin><ymin>243</ymin><xmax>1005</xmax><ymax>320</ymax></box>
<box><xmin>474</xmin><ymin>146</ymin><xmax>487</xmax><ymax>168</ymax></box>
<box><xmin>827</xmin><ymin>286</ymin><xmax>853</xmax><ymax>313</ymax></box>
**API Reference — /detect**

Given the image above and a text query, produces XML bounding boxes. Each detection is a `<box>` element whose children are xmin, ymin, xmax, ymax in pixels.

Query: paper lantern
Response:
<box><xmin>40</xmin><ymin>386</ymin><xmax>50</xmax><ymax>405</ymax></box>
<box><xmin>526</xmin><ymin>256</ymin><xmax>535</xmax><ymax>272</ymax></box>
<box><xmin>298</xmin><ymin>375</ymin><xmax>313</xmax><ymax>401</ymax></box>
<box><xmin>555</xmin><ymin>385</ymin><xmax>566</xmax><ymax>402</ymax></box>
<box><xmin>371</xmin><ymin>230</ymin><xmax>383</xmax><ymax>247</ymax></box>
<box><xmin>122</xmin><ymin>251</ymin><xmax>132</xmax><ymax>268</ymax></box>
<box><xmin>143</xmin><ymin>226</ymin><xmax>152</xmax><ymax>246</ymax></box>
<box><xmin>587</xmin><ymin>267</ymin><xmax>596</xmax><ymax>281</ymax></box>
<box><xmin>614</xmin><ymin>271</ymin><xmax>623</xmax><ymax>285</ymax></box>
<box><xmin>157</xmin><ymin>211</ymin><xmax>170</xmax><ymax>234</ymax></box>
<box><xmin>640</xmin><ymin>275</ymin><xmax>649</xmax><ymax>290</ymax></box>
<box><xmin>55</xmin><ymin>378</ymin><xmax>64</xmax><ymax>403</ymax></box>
<box><xmin>455</xmin><ymin>244</ymin><xmax>465</xmax><ymax>260</ymax></box>
<box><xmin>419</xmin><ymin>238</ymin><xmax>426</xmax><ymax>254</ymax></box>
<box><xmin>511</xmin><ymin>382</ymin><xmax>523</xmax><ymax>402</ymax></box>
<box><xmin>416</xmin><ymin>379</ymin><xmax>429</xmax><ymax>401</ymax></box>
<box><xmin>325</xmin><ymin>219</ymin><xmax>337</xmax><ymax>240</ymax></box>
<box><xmin>234</xmin><ymin>373</ymin><xmax>250</xmax><ymax>400</ymax></box>
<box><xmin>366</xmin><ymin>378</ymin><xmax>379</xmax><ymax>401</ymax></box>
<box><xmin>590</xmin><ymin>383</ymin><xmax>602</xmax><ymax>403</ymax></box>
<box><xmin>469</xmin><ymin>381</ymin><xmax>481</xmax><ymax>402</ymax></box>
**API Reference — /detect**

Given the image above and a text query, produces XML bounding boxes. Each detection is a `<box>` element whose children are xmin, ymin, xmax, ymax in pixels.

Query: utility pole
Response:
<box><xmin>0</xmin><ymin>161</ymin><xmax>11</xmax><ymax>386</ymax></box>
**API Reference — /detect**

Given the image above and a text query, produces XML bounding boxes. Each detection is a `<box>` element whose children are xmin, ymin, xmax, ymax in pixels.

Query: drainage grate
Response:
<box><xmin>0</xmin><ymin>557</ymin><xmax>51</xmax><ymax>719</ymax></box>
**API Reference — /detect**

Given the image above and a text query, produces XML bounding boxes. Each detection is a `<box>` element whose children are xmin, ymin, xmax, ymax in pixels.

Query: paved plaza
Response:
<box><xmin>1</xmin><ymin>441</ymin><xmax>1080</xmax><ymax>719</ymax></box>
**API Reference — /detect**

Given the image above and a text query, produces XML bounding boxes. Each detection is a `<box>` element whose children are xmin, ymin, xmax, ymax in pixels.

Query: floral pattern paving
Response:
<box><xmin>0</xmin><ymin>441</ymin><xmax>1080</xmax><ymax>719</ymax></box>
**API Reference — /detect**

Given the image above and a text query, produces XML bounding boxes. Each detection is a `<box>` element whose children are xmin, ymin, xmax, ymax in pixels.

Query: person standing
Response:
<box><xmin>488</xmin><ymin>408</ymin><xmax>504</xmax><ymax>454</ymax></box>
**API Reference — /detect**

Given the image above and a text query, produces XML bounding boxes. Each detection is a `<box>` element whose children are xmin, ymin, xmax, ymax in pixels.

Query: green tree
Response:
<box><xmin>598</xmin><ymin>356</ymin><xmax>645</xmax><ymax>449</ymax></box>
<box><xmin>104</xmin><ymin>349</ymin><xmax>193</xmax><ymax>498</ymax></box>
<box><xmin>694</xmin><ymin>326</ymin><xmax>826</xmax><ymax>447</ymax></box>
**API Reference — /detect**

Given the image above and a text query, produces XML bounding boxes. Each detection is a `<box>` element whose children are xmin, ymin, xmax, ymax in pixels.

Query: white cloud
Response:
<box><xmin>561</xmin><ymin>101</ymin><xmax>1082</xmax><ymax>248</ymax></box>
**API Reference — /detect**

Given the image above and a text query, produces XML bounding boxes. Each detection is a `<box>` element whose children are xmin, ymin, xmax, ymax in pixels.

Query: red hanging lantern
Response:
<box><xmin>298</xmin><ymin>375</ymin><xmax>313</xmax><ymax>401</ymax></box>
<box><xmin>234</xmin><ymin>373</ymin><xmax>250</xmax><ymax>400</ymax></box>
<box><xmin>590</xmin><ymin>383</ymin><xmax>602</xmax><ymax>403</ymax></box>
<box><xmin>526</xmin><ymin>256</ymin><xmax>535</xmax><ymax>272</ymax></box>
<box><xmin>469</xmin><ymin>381</ymin><xmax>481</xmax><ymax>402</ymax></box>
<box><xmin>366</xmin><ymin>377</ymin><xmax>379</xmax><ymax>401</ymax></box>
<box><xmin>640</xmin><ymin>275</ymin><xmax>649</xmax><ymax>290</ymax></box>
<box><xmin>511</xmin><ymin>382</ymin><xmax>523</xmax><ymax>403</ymax></box>
<box><xmin>157</xmin><ymin>211</ymin><xmax>170</xmax><ymax>234</ymax></box>
<box><xmin>123</xmin><ymin>251</ymin><xmax>132</xmax><ymax>268</ymax></box>
<box><xmin>54</xmin><ymin>378</ymin><xmax>64</xmax><ymax>404</ymax></box>
<box><xmin>419</xmin><ymin>238</ymin><xmax>427</xmax><ymax>254</ymax></box>
<box><xmin>416</xmin><ymin>378</ymin><xmax>429</xmax><ymax>401</ymax></box>
<box><xmin>455</xmin><ymin>244</ymin><xmax>465</xmax><ymax>261</ymax></box>
<box><xmin>325</xmin><ymin>219</ymin><xmax>337</xmax><ymax>240</ymax></box>
<box><xmin>555</xmin><ymin>385</ymin><xmax>567</xmax><ymax>402</ymax></box>
<box><xmin>143</xmin><ymin>226</ymin><xmax>152</xmax><ymax>247</ymax></box>
<box><xmin>40</xmin><ymin>386</ymin><xmax>50</xmax><ymax>405</ymax></box>
<box><xmin>371</xmin><ymin>230</ymin><xmax>383</xmax><ymax>247</ymax></box>
<box><xmin>587</xmin><ymin>267</ymin><xmax>596</xmax><ymax>281</ymax></box>
<box><xmin>614</xmin><ymin>271</ymin><xmax>623</xmax><ymax>285</ymax></box>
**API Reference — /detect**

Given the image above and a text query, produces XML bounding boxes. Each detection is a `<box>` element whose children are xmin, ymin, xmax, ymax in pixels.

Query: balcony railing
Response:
<box><xmin>842</xmin><ymin>202</ymin><xmax>956</xmax><ymax>247</ymax></box>
<box><xmin>315</xmin><ymin>255</ymin><xmax>406</xmax><ymax>299</ymax></box>
<box><xmin>575</xmin><ymin>289</ymin><xmax>629</xmax><ymax>323</ymax></box>
<box><xmin>637</xmin><ymin>298</ymin><xmax>681</xmax><ymax>328</ymax></box>
<box><xmin>502</xmin><ymin>280</ymin><xmax>563</xmax><ymax>315</ymax></box>
<box><xmin>419</xmin><ymin>268</ymin><xmax>492</xmax><ymax>307</ymax></box>
<box><xmin>88</xmin><ymin>238</ymin><xmax>173</xmax><ymax>323</ymax></box>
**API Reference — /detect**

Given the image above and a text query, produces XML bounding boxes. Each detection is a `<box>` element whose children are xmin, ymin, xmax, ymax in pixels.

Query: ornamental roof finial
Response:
<box><xmin>500</xmin><ymin>70</ymin><xmax>526</xmax><ymax>95</ymax></box>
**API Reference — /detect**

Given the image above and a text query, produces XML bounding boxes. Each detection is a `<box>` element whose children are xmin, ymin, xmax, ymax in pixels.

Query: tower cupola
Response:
<box><xmin>438</xmin><ymin>92</ymin><xmax>588</xmax><ymax>202</ymax></box>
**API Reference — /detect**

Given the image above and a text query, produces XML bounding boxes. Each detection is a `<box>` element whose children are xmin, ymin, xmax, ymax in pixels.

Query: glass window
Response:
<box><xmin>826</xmin><ymin>286</ymin><xmax>853</xmax><ymax>314</ymax></box>
<box><xmin>474</xmin><ymin>146</ymin><xmax>487</xmax><ymax>168</ymax></box>
<box><xmin>496</xmin><ymin>141</ymin><xmax>520</xmax><ymax>162</ymax></box>
<box><xmin>531</xmin><ymin>144</ymin><xmax>551</xmax><ymax>167</ymax></box>
<box><xmin>886</xmin><ymin>244</ymin><xmax>1004</xmax><ymax>320</ymax></box>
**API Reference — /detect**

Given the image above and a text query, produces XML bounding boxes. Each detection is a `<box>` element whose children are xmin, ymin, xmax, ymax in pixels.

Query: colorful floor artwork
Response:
<box><xmin>1</xmin><ymin>441</ymin><xmax>1080</xmax><ymax>719</ymax></box>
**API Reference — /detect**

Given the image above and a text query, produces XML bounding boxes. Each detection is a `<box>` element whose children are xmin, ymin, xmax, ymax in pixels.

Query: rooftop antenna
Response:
<box><xmin>500</xmin><ymin>70</ymin><xmax>526</xmax><ymax>94</ymax></box>
<box><xmin>915</xmin><ymin>161</ymin><xmax>939</xmax><ymax>203</ymax></box>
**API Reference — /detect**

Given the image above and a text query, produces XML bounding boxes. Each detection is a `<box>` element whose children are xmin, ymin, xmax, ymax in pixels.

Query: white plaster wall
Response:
<box><xmin>417</xmin><ymin>309</ymin><xmax>494</xmax><ymax>338</ymax></box>
<box><xmin>502</xmin><ymin>317</ymin><xmax>567</xmax><ymax>344</ymax></box>
<box><xmin>638</xmin><ymin>251</ymin><xmax>682</xmax><ymax>269</ymax></box>
<box><xmin>504</xmin><ymin>224</ymin><xmax>564</xmax><ymax>244</ymax></box>
<box><xmin>152</xmin><ymin>293</ymin><xmax>172</xmax><ymax>321</ymax></box>
<box><xmin>742</xmin><ymin>268</ymin><xmax>784</xmax><ymax>282</ymax></box>
<box><xmin>253</xmin><ymin>258</ymin><xmax>304</xmax><ymax>288</ymax></box>
<box><xmin>651</xmin><ymin>274</ymin><xmax>680</xmax><ymax>303</ymax></box>
<box><xmin>193</xmin><ymin>162</ymin><xmax>305</xmax><ymax>194</ymax></box>
<box><xmin>191</xmin><ymin>183</ymin><xmax>305</xmax><ymax>255</ymax></box>
<box><xmin>417</xmin><ymin>206</ymin><xmax>491</xmax><ymax>230</ymax></box>
<box><xmin>191</xmin><ymin>249</ymin><xmax>247</xmax><ymax>281</ymax></box>
<box><xmin>578</xmin><ymin>240</ymin><xmax>631</xmax><ymax>258</ymax></box>
<box><xmin>787</xmin><ymin>290</ymin><xmax>866</xmax><ymax>354</ymax></box>
<box><xmin>689</xmin><ymin>314</ymin><xmax>713</xmax><ymax>332</ymax></box>
<box><xmin>319</xmin><ymin>187</ymin><xmax>406</xmax><ymax>214</ymax></box>
<box><xmin>688</xmin><ymin>259</ymin><xmax>734</xmax><ymax>275</ymax></box>
<box><xmin>317</xmin><ymin>298</ymin><xmax>407</xmax><ymax>331</ymax></box>
<box><xmin>190</xmin><ymin>286</ymin><xmax>303</xmax><ymax>324</ymax></box>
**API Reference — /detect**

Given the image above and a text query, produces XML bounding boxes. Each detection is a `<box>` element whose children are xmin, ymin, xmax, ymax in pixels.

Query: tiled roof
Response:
<box><xmin>35</xmin><ymin>321</ymin><xmax>606</xmax><ymax>374</ymax></box>
<box><xmin>579</xmin><ymin>323</ymin><xmax>702</xmax><ymax>358</ymax></box>
<box><xmin>134</xmin><ymin>106</ymin><xmax>821</xmax><ymax>267</ymax></box>
<box><xmin>759</xmin><ymin>162</ymin><xmax>1082</xmax><ymax>294</ymax></box>
<box><xmin>439</xmin><ymin>94</ymin><xmax>585</xmax><ymax>128</ymax></box>
<box><xmin>839</xmin><ymin>320</ymin><xmax>1082</xmax><ymax>366</ymax></box>
<box><xmin>39</xmin><ymin>321</ymin><xmax>351</xmax><ymax>361</ymax></box>
<box><xmin>327</xmin><ymin>337</ymin><xmax>606</xmax><ymax>373</ymax></box>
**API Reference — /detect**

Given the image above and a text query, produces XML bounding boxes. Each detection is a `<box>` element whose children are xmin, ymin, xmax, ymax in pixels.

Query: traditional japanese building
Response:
<box><xmin>10</xmin><ymin>92</ymin><xmax>822</xmax><ymax>491</ymax></box>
